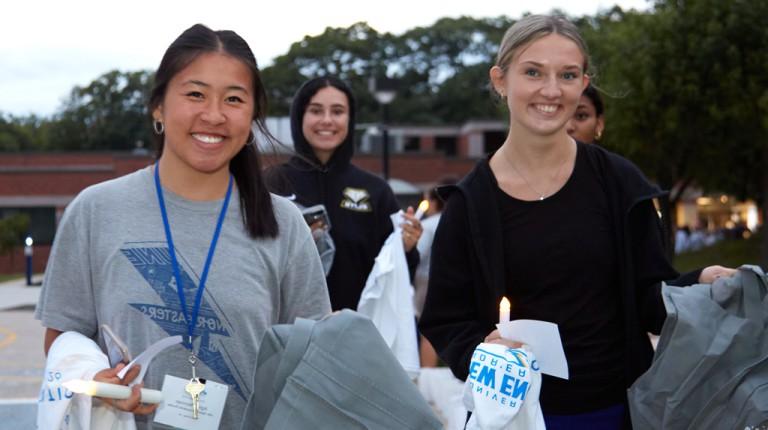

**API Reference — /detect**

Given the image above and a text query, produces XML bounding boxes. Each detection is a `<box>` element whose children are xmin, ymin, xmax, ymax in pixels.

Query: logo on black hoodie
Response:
<box><xmin>340</xmin><ymin>187</ymin><xmax>372</xmax><ymax>212</ymax></box>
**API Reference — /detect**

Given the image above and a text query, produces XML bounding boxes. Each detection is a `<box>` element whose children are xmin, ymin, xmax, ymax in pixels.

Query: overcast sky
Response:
<box><xmin>1</xmin><ymin>0</ymin><xmax>650</xmax><ymax>117</ymax></box>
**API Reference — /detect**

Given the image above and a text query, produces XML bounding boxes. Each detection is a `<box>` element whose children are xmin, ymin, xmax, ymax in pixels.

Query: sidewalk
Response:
<box><xmin>0</xmin><ymin>275</ymin><xmax>43</xmax><ymax>311</ymax></box>
<box><xmin>0</xmin><ymin>275</ymin><xmax>44</xmax><ymax>428</ymax></box>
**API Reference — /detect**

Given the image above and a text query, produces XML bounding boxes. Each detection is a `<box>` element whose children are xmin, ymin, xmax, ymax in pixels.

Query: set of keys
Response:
<box><xmin>184</xmin><ymin>354</ymin><xmax>206</xmax><ymax>419</ymax></box>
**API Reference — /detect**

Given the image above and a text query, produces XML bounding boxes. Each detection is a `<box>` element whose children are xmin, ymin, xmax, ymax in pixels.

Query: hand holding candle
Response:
<box><xmin>414</xmin><ymin>199</ymin><xmax>430</xmax><ymax>220</ymax></box>
<box><xmin>63</xmin><ymin>379</ymin><xmax>163</xmax><ymax>404</ymax></box>
<box><xmin>499</xmin><ymin>296</ymin><xmax>511</xmax><ymax>323</ymax></box>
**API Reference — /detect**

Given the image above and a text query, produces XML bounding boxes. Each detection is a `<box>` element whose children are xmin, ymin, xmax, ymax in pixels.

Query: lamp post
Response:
<box><xmin>369</xmin><ymin>77</ymin><xmax>398</xmax><ymax>180</ymax></box>
<box><xmin>24</xmin><ymin>236</ymin><xmax>33</xmax><ymax>286</ymax></box>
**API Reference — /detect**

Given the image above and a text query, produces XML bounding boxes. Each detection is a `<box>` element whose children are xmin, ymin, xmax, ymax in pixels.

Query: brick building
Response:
<box><xmin>0</xmin><ymin>150</ymin><xmax>486</xmax><ymax>274</ymax></box>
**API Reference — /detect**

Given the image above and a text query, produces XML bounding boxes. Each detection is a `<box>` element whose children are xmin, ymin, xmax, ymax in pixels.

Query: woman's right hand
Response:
<box><xmin>484</xmin><ymin>329</ymin><xmax>523</xmax><ymax>349</ymax></box>
<box><xmin>93</xmin><ymin>363</ymin><xmax>158</xmax><ymax>415</ymax></box>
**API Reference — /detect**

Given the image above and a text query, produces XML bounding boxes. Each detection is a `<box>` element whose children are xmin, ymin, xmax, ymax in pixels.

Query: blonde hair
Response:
<box><xmin>495</xmin><ymin>15</ymin><xmax>589</xmax><ymax>75</ymax></box>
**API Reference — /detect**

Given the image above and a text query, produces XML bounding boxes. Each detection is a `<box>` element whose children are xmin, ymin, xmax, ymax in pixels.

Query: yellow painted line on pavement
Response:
<box><xmin>0</xmin><ymin>327</ymin><xmax>17</xmax><ymax>350</ymax></box>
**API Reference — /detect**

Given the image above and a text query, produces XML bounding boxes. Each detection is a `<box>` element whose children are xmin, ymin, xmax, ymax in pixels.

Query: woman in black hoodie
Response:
<box><xmin>267</xmin><ymin>76</ymin><xmax>421</xmax><ymax>311</ymax></box>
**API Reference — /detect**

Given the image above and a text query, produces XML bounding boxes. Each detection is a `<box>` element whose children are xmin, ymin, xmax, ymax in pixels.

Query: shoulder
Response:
<box><xmin>581</xmin><ymin>143</ymin><xmax>661</xmax><ymax>196</ymax></box>
<box><xmin>66</xmin><ymin>168</ymin><xmax>149</xmax><ymax>214</ymax></box>
<box><xmin>270</xmin><ymin>193</ymin><xmax>305</xmax><ymax>228</ymax></box>
<box><xmin>581</xmin><ymin>143</ymin><xmax>644</xmax><ymax>179</ymax></box>
<box><xmin>345</xmin><ymin>165</ymin><xmax>390</xmax><ymax>192</ymax></box>
<box><xmin>437</xmin><ymin>160</ymin><xmax>493</xmax><ymax>204</ymax></box>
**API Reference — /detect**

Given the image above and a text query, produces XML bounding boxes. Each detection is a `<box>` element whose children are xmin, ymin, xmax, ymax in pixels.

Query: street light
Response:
<box><xmin>369</xmin><ymin>77</ymin><xmax>398</xmax><ymax>180</ymax></box>
<box><xmin>24</xmin><ymin>236</ymin><xmax>33</xmax><ymax>286</ymax></box>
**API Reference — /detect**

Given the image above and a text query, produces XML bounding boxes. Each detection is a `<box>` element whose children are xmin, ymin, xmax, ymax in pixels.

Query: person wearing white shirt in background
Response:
<box><xmin>415</xmin><ymin>176</ymin><xmax>457</xmax><ymax>367</ymax></box>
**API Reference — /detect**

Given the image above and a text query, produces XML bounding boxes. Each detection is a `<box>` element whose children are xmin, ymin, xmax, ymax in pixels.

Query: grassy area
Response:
<box><xmin>673</xmin><ymin>230</ymin><xmax>764</xmax><ymax>273</ymax></box>
<box><xmin>0</xmin><ymin>273</ymin><xmax>23</xmax><ymax>283</ymax></box>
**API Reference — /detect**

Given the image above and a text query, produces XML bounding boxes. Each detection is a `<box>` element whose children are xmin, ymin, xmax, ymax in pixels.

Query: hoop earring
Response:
<box><xmin>153</xmin><ymin>120</ymin><xmax>164</xmax><ymax>135</ymax></box>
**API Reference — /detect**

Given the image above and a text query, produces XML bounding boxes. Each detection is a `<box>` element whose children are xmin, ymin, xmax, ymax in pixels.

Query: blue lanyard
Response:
<box><xmin>153</xmin><ymin>163</ymin><xmax>233</xmax><ymax>349</ymax></box>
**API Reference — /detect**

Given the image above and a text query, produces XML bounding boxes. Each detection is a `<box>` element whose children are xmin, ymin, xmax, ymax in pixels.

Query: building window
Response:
<box><xmin>436</xmin><ymin>136</ymin><xmax>457</xmax><ymax>157</ymax></box>
<box><xmin>0</xmin><ymin>207</ymin><xmax>57</xmax><ymax>245</ymax></box>
<box><xmin>403</xmin><ymin>136</ymin><xmax>420</xmax><ymax>152</ymax></box>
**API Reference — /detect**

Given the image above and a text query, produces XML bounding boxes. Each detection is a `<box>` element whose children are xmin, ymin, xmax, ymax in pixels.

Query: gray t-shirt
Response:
<box><xmin>36</xmin><ymin>166</ymin><xmax>331</xmax><ymax>429</ymax></box>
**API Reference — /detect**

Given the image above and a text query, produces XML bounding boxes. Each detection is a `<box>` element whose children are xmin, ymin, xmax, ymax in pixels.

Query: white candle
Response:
<box><xmin>63</xmin><ymin>379</ymin><xmax>163</xmax><ymax>404</ymax></box>
<box><xmin>499</xmin><ymin>296</ymin><xmax>511</xmax><ymax>323</ymax></box>
<box><xmin>414</xmin><ymin>199</ymin><xmax>430</xmax><ymax>220</ymax></box>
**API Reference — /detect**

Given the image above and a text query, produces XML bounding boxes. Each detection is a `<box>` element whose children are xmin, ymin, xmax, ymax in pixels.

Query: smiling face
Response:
<box><xmin>153</xmin><ymin>51</ymin><xmax>254</xmax><ymax>180</ymax></box>
<box><xmin>301</xmin><ymin>86</ymin><xmax>350</xmax><ymax>164</ymax></box>
<box><xmin>566</xmin><ymin>93</ymin><xmax>604</xmax><ymax>143</ymax></box>
<box><xmin>491</xmin><ymin>33</ymin><xmax>588</xmax><ymax>139</ymax></box>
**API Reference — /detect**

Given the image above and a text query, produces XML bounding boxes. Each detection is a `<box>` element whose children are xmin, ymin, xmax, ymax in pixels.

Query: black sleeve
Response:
<box><xmin>630</xmin><ymin>200</ymin><xmax>681</xmax><ymax>334</ymax></box>
<box><xmin>666</xmin><ymin>269</ymin><xmax>702</xmax><ymax>286</ymax></box>
<box><xmin>418</xmin><ymin>193</ymin><xmax>487</xmax><ymax>381</ymax></box>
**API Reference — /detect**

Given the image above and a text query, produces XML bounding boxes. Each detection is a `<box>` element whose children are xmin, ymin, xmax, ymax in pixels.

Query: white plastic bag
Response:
<box><xmin>357</xmin><ymin>211</ymin><xmax>420</xmax><ymax>378</ymax></box>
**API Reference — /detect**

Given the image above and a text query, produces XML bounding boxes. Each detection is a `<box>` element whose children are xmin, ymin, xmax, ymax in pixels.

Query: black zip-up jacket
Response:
<box><xmin>419</xmin><ymin>143</ymin><xmax>680</xmax><ymax>392</ymax></box>
<box><xmin>267</xmin><ymin>81</ymin><xmax>418</xmax><ymax>311</ymax></box>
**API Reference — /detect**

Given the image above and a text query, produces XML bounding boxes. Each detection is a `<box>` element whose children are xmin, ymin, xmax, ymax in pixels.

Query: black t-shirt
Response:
<box><xmin>495</xmin><ymin>142</ymin><xmax>626</xmax><ymax>414</ymax></box>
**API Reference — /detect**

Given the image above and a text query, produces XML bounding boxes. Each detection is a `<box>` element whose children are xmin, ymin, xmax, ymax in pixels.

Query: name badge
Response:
<box><xmin>154</xmin><ymin>374</ymin><xmax>228</xmax><ymax>430</ymax></box>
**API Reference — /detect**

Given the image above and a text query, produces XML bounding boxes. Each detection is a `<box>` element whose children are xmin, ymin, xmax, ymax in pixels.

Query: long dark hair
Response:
<box><xmin>149</xmin><ymin>24</ymin><xmax>277</xmax><ymax>238</ymax></box>
<box><xmin>582</xmin><ymin>83</ymin><xmax>604</xmax><ymax>117</ymax></box>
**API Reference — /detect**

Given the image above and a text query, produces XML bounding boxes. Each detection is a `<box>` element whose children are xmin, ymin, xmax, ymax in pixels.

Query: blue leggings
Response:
<box><xmin>543</xmin><ymin>403</ymin><xmax>627</xmax><ymax>430</ymax></box>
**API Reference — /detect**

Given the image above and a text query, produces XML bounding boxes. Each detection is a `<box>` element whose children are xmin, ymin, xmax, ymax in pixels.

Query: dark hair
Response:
<box><xmin>428</xmin><ymin>175</ymin><xmax>459</xmax><ymax>212</ymax></box>
<box><xmin>582</xmin><ymin>84</ymin><xmax>604</xmax><ymax>117</ymax></box>
<box><xmin>148</xmin><ymin>24</ymin><xmax>277</xmax><ymax>239</ymax></box>
<box><xmin>292</xmin><ymin>76</ymin><xmax>356</xmax><ymax>123</ymax></box>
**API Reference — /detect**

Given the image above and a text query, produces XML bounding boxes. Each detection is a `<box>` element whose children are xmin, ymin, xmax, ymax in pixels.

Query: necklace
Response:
<box><xmin>503</xmin><ymin>142</ymin><xmax>573</xmax><ymax>201</ymax></box>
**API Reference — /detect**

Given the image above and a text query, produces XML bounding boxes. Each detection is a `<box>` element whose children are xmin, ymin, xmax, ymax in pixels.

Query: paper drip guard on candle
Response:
<box><xmin>496</xmin><ymin>319</ymin><xmax>569</xmax><ymax>380</ymax></box>
<box><xmin>63</xmin><ymin>379</ymin><xmax>164</xmax><ymax>404</ymax></box>
<box><xmin>414</xmin><ymin>200</ymin><xmax>430</xmax><ymax>220</ymax></box>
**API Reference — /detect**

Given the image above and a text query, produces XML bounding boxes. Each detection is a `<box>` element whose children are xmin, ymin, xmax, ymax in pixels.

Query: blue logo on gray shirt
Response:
<box><xmin>122</xmin><ymin>245</ymin><xmax>246</xmax><ymax>399</ymax></box>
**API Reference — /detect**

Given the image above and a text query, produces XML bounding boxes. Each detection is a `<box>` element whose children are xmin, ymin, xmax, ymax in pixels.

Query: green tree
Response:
<box><xmin>0</xmin><ymin>213</ymin><xmax>30</xmax><ymax>269</ymax></box>
<box><xmin>259</xmin><ymin>17</ymin><xmax>513</xmax><ymax>125</ymax></box>
<box><xmin>0</xmin><ymin>113</ymin><xmax>50</xmax><ymax>151</ymax></box>
<box><xmin>583</xmin><ymin>1</ymin><xmax>768</xmax><ymax>264</ymax></box>
<box><xmin>260</xmin><ymin>22</ymin><xmax>385</xmax><ymax>120</ymax></box>
<box><xmin>49</xmin><ymin>70</ymin><xmax>154</xmax><ymax>150</ymax></box>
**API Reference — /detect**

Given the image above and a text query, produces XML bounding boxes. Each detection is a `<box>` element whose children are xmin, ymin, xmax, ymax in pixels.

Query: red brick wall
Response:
<box><xmin>0</xmin><ymin>245</ymin><xmax>50</xmax><ymax>274</ymax></box>
<box><xmin>352</xmin><ymin>154</ymin><xmax>474</xmax><ymax>184</ymax></box>
<box><xmin>0</xmin><ymin>153</ymin><xmax>154</xmax><ymax>196</ymax></box>
<box><xmin>0</xmin><ymin>152</ymin><xmax>476</xmax><ymax>274</ymax></box>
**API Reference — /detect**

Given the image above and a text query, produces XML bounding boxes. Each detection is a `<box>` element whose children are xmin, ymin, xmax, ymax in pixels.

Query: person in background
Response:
<box><xmin>566</xmin><ymin>83</ymin><xmax>604</xmax><ymax>144</ymax></box>
<box><xmin>419</xmin><ymin>14</ymin><xmax>720</xmax><ymax>429</ymax></box>
<box><xmin>35</xmin><ymin>24</ymin><xmax>330</xmax><ymax>429</ymax></box>
<box><xmin>566</xmin><ymin>85</ymin><xmax>735</xmax><ymax>283</ymax></box>
<box><xmin>414</xmin><ymin>176</ymin><xmax>457</xmax><ymax>367</ymax></box>
<box><xmin>267</xmin><ymin>76</ymin><xmax>422</xmax><ymax>311</ymax></box>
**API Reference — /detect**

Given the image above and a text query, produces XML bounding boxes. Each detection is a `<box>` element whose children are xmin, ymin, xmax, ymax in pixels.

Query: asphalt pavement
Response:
<box><xmin>0</xmin><ymin>275</ymin><xmax>45</xmax><ymax>429</ymax></box>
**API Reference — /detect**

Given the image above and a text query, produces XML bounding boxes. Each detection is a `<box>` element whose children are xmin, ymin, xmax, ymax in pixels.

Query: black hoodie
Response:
<box><xmin>267</xmin><ymin>78</ymin><xmax>419</xmax><ymax>311</ymax></box>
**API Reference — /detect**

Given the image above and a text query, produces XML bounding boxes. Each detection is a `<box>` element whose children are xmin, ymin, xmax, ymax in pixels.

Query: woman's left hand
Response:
<box><xmin>699</xmin><ymin>265</ymin><xmax>737</xmax><ymax>283</ymax></box>
<box><xmin>401</xmin><ymin>206</ymin><xmax>423</xmax><ymax>252</ymax></box>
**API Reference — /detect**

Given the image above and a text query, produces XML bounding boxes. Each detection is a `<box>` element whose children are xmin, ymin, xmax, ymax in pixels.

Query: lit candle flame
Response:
<box><xmin>63</xmin><ymin>379</ymin><xmax>97</xmax><ymax>395</ymax></box>
<box><xmin>415</xmin><ymin>199</ymin><xmax>430</xmax><ymax>220</ymax></box>
<box><xmin>499</xmin><ymin>296</ymin><xmax>511</xmax><ymax>323</ymax></box>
